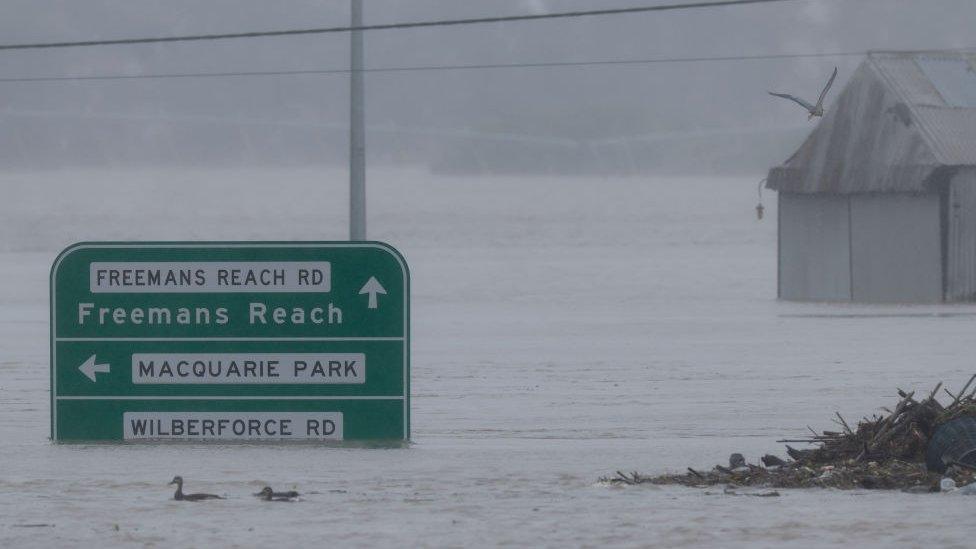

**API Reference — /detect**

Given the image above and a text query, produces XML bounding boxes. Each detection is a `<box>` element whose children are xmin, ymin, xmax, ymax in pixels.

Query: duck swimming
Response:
<box><xmin>255</xmin><ymin>486</ymin><xmax>300</xmax><ymax>501</ymax></box>
<box><xmin>169</xmin><ymin>476</ymin><xmax>224</xmax><ymax>502</ymax></box>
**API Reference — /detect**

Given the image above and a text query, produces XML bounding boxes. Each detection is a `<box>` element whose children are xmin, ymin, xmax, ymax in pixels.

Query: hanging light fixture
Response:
<box><xmin>756</xmin><ymin>179</ymin><xmax>766</xmax><ymax>220</ymax></box>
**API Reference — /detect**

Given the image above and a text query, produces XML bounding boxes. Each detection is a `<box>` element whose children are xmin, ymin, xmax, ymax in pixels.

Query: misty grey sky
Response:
<box><xmin>0</xmin><ymin>0</ymin><xmax>974</xmax><ymax>169</ymax></box>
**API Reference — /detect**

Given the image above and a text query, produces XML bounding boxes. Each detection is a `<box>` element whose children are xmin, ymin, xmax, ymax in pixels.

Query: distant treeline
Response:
<box><xmin>0</xmin><ymin>113</ymin><xmax>804</xmax><ymax>175</ymax></box>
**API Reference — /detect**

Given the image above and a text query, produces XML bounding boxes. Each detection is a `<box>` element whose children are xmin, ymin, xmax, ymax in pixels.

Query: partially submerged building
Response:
<box><xmin>767</xmin><ymin>51</ymin><xmax>976</xmax><ymax>303</ymax></box>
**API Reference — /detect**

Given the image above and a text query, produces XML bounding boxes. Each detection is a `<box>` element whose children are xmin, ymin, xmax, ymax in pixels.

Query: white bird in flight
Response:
<box><xmin>768</xmin><ymin>67</ymin><xmax>838</xmax><ymax>120</ymax></box>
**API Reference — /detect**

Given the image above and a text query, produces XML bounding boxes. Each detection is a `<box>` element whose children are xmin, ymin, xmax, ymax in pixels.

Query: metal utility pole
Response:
<box><xmin>349</xmin><ymin>0</ymin><xmax>366</xmax><ymax>240</ymax></box>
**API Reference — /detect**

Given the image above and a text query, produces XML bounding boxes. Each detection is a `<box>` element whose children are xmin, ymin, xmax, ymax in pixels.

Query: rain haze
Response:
<box><xmin>1</xmin><ymin>0</ymin><xmax>974</xmax><ymax>171</ymax></box>
<box><xmin>2</xmin><ymin>1</ymin><xmax>976</xmax><ymax>547</ymax></box>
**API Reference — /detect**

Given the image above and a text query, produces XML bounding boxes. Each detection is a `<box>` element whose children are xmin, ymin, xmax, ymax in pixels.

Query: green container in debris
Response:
<box><xmin>926</xmin><ymin>416</ymin><xmax>976</xmax><ymax>472</ymax></box>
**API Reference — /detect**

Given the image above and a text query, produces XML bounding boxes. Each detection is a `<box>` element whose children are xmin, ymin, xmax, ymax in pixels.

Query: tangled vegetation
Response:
<box><xmin>604</xmin><ymin>376</ymin><xmax>976</xmax><ymax>492</ymax></box>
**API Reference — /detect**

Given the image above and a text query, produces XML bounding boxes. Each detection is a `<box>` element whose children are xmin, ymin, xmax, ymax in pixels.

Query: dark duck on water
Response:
<box><xmin>255</xmin><ymin>486</ymin><xmax>300</xmax><ymax>501</ymax></box>
<box><xmin>169</xmin><ymin>476</ymin><xmax>224</xmax><ymax>502</ymax></box>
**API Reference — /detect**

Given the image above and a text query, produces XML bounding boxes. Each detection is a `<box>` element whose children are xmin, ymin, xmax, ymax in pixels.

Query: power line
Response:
<box><xmin>0</xmin><ymin>50</ymin><xmax>894</xmax><ymax>84</ymax></box>
<box><xmin>0</xmin><ymin>0</ymin><xmax>807</xmax><ymax>51</ymax></box>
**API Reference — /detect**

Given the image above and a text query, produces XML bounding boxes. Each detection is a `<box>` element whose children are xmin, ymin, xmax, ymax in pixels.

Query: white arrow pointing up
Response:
<box><xmin>79</xmin><ymin>354</ymin><xmax>110</xmax><ymax>382</ymax></box>
<box><xmin>358</xmin><ymin>276</ymin><xmax>387</xmax><ymax>309</ymax></box>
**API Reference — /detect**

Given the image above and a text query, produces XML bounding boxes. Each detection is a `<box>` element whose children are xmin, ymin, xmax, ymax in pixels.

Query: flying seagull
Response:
<box><xmin>768</xmin><ymin>67</ymin><xmax>838</xmax><ymax>120</ymax></box>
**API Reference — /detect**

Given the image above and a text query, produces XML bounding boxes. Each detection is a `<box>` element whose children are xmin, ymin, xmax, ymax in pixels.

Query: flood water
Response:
<box><xmin>1</xmin><ymin>169</ymin><xmax>974</xmax><ymax>547</ymax></box>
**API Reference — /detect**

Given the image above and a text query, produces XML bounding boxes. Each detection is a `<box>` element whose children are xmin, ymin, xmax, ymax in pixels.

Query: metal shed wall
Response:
<box><xmin>778</xmin><ymin>193</ymin><xmax>851</xmax><ymax>301</ymax></box>
<box><xmin>778</xmin><ymin>192</ymin><xmax>944</xmax><ymax>302</ymax></box>
<box><xmin>849</xmin><ymin>194</ymin><xmax>942</xmax><ymax>303</ymax></box>
<box><xmin>947</xmin><ymin>169</ymin><xmax>976</xmax><ymax>301</ymax></box>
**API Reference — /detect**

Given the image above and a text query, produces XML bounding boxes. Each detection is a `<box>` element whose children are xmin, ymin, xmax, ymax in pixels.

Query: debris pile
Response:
<box><xmin>605</xmin><ymin>376</ymin><xmax>976</xmax><ymax>492</ymax></box>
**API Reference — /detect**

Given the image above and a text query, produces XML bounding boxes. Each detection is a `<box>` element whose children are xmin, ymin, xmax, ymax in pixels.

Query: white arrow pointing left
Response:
<box><xmin>79</xmin><ymin>354</ymin><xmax>110</xmax><ymax>382</ymax></box>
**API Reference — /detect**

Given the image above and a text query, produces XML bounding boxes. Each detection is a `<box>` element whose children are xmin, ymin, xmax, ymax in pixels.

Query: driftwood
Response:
<box><xmin>602</xmin><ymin>377</ymin><xmax>976</xmax><ymax>492</ymax></box>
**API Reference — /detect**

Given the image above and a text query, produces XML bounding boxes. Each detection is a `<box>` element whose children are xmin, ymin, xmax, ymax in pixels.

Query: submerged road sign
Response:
<box><xmin>50</xmin><ymin>242</ymin><xmax>409</xmax><ymax>442</ymax></box>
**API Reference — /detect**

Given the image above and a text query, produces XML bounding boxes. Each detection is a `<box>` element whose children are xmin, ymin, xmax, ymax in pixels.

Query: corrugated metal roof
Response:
<box><xmin>872</xmin><ymin>52</ymin><xmax>976</xmax><ymax>166</ymax></box>
<box><xmin>768</xmin><ymin>51</ymin><xmax>976</xmax><ymax>194</ymax></box>
<box><xmin>914</xmin><ymin>106</ymin><xmax>976</xmax><ymax>164</ymax></box>
<box><xmin>871</xmin><ymin>55</ymin><xmax>946</xmax><ymax>107</ymax></box>
<box><xmin>915</xmin><ymin>56</ymin><xmax>976</xmax><ymax>108</ymax></box>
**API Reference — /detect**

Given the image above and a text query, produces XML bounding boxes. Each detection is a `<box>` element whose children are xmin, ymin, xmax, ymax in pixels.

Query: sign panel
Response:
<box><xmin>50</xmin><ymin>242</ymin><xmax>409</xmax><ymax>442</ymax></box>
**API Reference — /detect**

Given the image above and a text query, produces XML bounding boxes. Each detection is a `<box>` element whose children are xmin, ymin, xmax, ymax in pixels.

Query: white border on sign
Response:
<box><xmin>50</xmin><ymin>242</ymin><xmax>410</xmax><ymax>441</ymax></box>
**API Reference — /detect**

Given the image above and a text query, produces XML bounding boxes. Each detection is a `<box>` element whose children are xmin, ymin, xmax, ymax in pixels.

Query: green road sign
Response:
<box><xmin>50</xmin><ymin>242</ymin><xmax>409</xmax><ymax>442</ymax></box>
